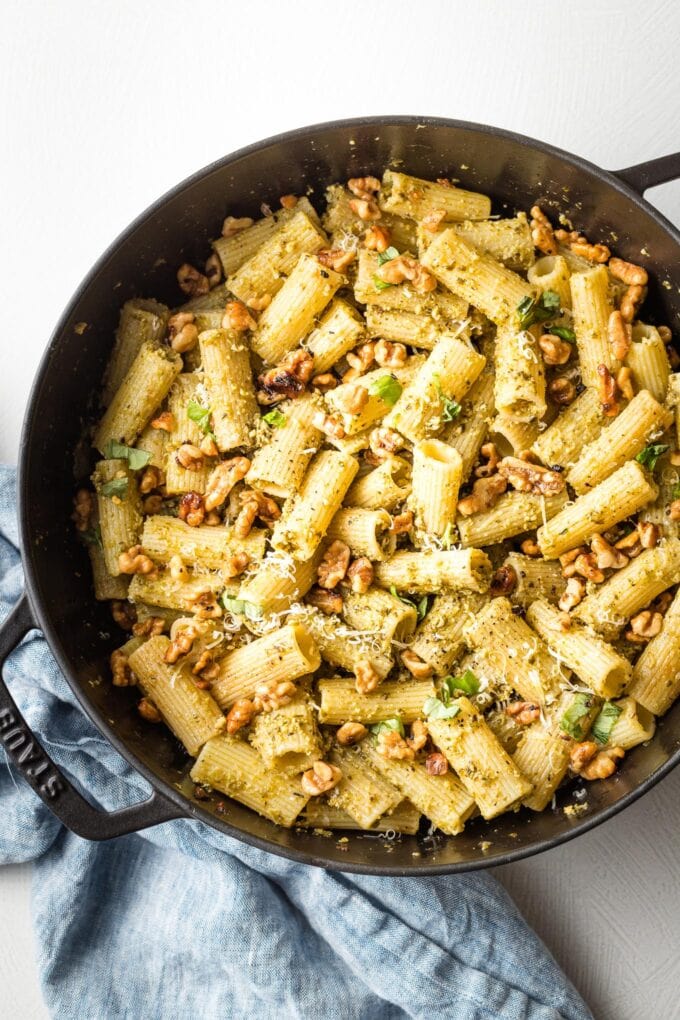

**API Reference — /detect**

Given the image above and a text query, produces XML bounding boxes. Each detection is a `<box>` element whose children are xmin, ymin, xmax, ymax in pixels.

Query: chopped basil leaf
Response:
<box><xmin>371</xmin><ymin>717</ymin><xmax>405</xmax><ymax>737</ymax></box>
<box><xmin>417</xmin><ymin>595</ymin><xmax>431</xmax><ymax>622</ymax></box>
<box><xmin>81</xmin><ymin>524</ymin><xmax>103</xmax><ymax>549</ymax></box>
<box><xmin>187</xmin><ymin>400</ymin><xmax>215</xmax><ymax>438</ymax></box>
<box><xmin>441</xmin><ymin>396</ymin><xmax>462</xmax><ymax>422</ymax></box>
<box><xmin>441</xmin><ymin>522</ymin><xmax>454</xmax><ymax>550</ymax></box>
<box><xmin>389</xmin><ymin>585</ymin><xmax>417</xmax><ymax>612</ymax></box>
<box><xmin>373</xmin><ymin>275</ymin><xmax>394</xmax><ymax>292</ymax></box>
<box><xmin>548</xmin><ymin>326</ymin><xmax>576</xmax><ymax>343</ymax></box>
<box><xmin>263</xmin><ymin>409</ymin><xmax>287</xmax><ymax>428</ymax></box>
<box><xmin>635</xmin><ymin>444</ymin><xmax>669</xmax><ymax>472</ymax></box>
<box><xmin>517</xmin><ymin>290</ymin><xmax>561</xmax><ymax>329</ymax></box>
<box><xmin>591</xmin><ymin>701</ymin><xmax>622</xmax><ymax>745</ymax></box>
<box><xmin>104</xmin><ymin>440</ymin><xmax>151</xmax><ymax>472</ymax></box>
<box><xmin>220</xmin><ymin>595</ymin><xmax>263</xmax><ymax>621</ymax></box>
<box><xmin>443</xmin><ymin>669</ymin><xmax>480</xmax><ymax>697</ymax></box>
<box><xmin>559</xmin><ymin>692</ymin><xmax>592</xmax><ymax>740</ymax></box>
<box><xmin>369</xmin><ymin>375</ymin><xmax>402</xmax><ymax>406</ymax></box>
<box><xmin>376</xmin><ymin>246</ymin><xmax>400</xmax><ymax>266</ymax></box>
<box><xmin>101</xmin><ymin>477</ymin><xmax>129</xmax><ymax>499</ymax></box>
<box><xmin>423</xmin><ymin>697</ymin><xmax>461</xmax><ymax>720</ymax></box>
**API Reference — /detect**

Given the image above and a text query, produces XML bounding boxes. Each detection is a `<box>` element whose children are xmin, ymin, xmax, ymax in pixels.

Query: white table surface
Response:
<box><xmin>2</xmin><ymin>2</ymin><xmax>680</xmax><ymax>1017</ymax></box>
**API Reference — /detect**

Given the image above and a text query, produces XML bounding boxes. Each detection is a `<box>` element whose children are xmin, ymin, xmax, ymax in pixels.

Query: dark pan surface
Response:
<box><xmin>19</xmin><ymin>117</ymin><xmax>680</xmax><ymax>873</ymax></box>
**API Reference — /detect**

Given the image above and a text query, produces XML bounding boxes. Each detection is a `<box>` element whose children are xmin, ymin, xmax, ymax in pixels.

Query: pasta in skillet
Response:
<box><xmin>74</xmin><ymin>169</ymin><xmax>680</xmax><ymax>838</ymax></box>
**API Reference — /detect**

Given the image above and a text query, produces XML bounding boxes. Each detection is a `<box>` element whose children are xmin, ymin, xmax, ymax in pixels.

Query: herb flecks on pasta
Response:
<box><xmin>77</xmin><ymin>170</ymin><xmax>679</xmax><ymax>836</ymax></box>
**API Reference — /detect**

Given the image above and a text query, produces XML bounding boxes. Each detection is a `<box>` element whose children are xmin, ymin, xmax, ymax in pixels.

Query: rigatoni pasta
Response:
<box><xmin>80</xmin><ymin>165</ymin><xmax>680</xmax><ymax>840</ymax></box>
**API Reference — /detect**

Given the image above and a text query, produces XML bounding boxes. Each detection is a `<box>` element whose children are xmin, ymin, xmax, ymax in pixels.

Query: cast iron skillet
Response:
<box><xmin>2</xmin><ymin>117</ymin><xmax>680</xmax><ymax>875</ymax></box>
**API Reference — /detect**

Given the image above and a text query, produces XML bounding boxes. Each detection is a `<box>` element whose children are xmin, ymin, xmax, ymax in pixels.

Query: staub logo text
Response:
<box><xmin>0</xmin><ymin>707</ymin><xmax>65</xmax><ymax>799</ymax></box>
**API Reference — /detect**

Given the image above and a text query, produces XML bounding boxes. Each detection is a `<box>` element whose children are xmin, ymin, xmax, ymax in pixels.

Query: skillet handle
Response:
<box><xmin>0</xmin><ymin>593</ymin><xmax>184</xmax><ymax>840</ymax></box>
<box><xmin>613</xmin><ymin>152</ymin><xmax>680</xmax><ymax>194</ymax></box>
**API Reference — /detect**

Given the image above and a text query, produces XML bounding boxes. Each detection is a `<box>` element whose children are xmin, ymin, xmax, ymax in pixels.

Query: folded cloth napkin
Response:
<box><xmin>0</xmin><ymin>466</ymin><xmax>593</xmax><ymax>1020</ymax></box>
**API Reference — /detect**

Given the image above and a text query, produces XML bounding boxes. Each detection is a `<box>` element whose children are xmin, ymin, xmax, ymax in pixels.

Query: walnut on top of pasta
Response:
<box><xmin>77</xmin><ymin>168</ymin><xmax>680</xmax><ymax>837</ymax></box>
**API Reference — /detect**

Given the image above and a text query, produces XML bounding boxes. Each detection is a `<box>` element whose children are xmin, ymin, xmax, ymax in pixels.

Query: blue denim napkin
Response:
<box><xmin>0</xmin><ymin>465</ymin><xmax>592</xmax><ymax>1020</ymax></box>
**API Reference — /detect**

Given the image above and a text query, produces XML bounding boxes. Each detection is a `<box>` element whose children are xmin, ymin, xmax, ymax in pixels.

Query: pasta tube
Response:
<box><xmin>210</xmin><ymin>623</ymin><xmax>320</xmax><ymax>709</ymax></box>
<box><xmin>199</xmin><ymin>328</ymin><xmax>258</xmax><ymax>451</ymax></box>
<box><xmin>373</xmin><ymin>548</ymin><xmax>492</xmax><ymax>595</ymax></box>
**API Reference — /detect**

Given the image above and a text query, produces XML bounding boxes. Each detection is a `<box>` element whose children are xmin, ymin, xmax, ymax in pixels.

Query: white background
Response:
<box><xmin>2</xmin><ymin>1</ymin><xmax>680</xmax><ymax>1017</ymax></box>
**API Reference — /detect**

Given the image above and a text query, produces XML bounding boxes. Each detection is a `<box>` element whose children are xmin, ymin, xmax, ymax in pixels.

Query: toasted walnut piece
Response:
<box><xmin>234</xmin><ymin>490</ymin><xmax>280</xmax><ymax>538</ymax></box>
<box><xmin>475</xmin><ymin>442</ymin><xmax>501</xmax><ymax>478</ymax></box>
<box><xmin>597</xmin><ymin>364</ymin><xmax>620</xmax><ymax>417</ymax></box>
<box><xmin>377</xmin><ymin>729</ymin><xmax>415</xmax><ymax>761</ymax></box>
<box><xmin>490</xmin><ymin>565</ymin><xmax>518</xmax><ymax>596</ymax></box>
<box><xmin>111</xmin><ymin>599</ymin><xmax>136</xmax><ymax>631</ymax></box>
<box><xmin>258</xmin><ymin>349</ymin><xmax>315</xmax><ymax>404</ymax></box>
<box><xmin>192</xmin><ymin>649</ymin><xmax>220</xmax><ymax>686</ymax></box>
<box><xmin>317</xmin><ymin>248</ymin><xmax>356</xmax><ymax>272</ymax></box>
<box><xmin>177</xmin><ymin>263</ymin><xmax>209</xmax><ymax>298</ymax></box>
<box><xmin>613</xmin><ymin>369</ymin><xmax>634</xmax><ymax>406</ymax></box>
<box><xmin>224</xmin><ymin>552</ymin><xmax>250</xmax><ymax>579</ymax></box>
<box><xmin>336</xmin><ymin>721</ymin><xmax>369</xmax><ymax>746</ymax></box>
<box><xmin>187</xmin><ymin>589</ymin><xmax>223</xmax><ymax>620</ymax></box>
<box><xmin>520</xmin><ymin>538</ymin><xmax>541</xmax><ymax>557</ymax></box>
<box><xmin>607</xmin><ymin>311</ymin><xmax>632</xmax><ymax>361</ymax></box>
<box><xmin>141</xmin><ymin>494</ymin><xmax>163</xmax><ymax>515</ymax></box>
<box><xmin>376</xmin><ymin>255</ymin><xmax>437</xmax><ymax>294</ymax></box>
<box><xmin>178</xmin><ymin>491</ymin><xmax>206</xmax><ymax>528</ymax></box>
<box><xmin>311</xmin><ymin>372</ymin><xmax>337</xmax><ymax>392</ymax></box>
<box><xmin>369</xmin><ymin>426</ymin><xmax>403</xmax><ymax>461</ymax></box>
<box><xmin>137</xmin><ymin>697</ymin><xmax>162</xmax><ymax>723</ymax></box>
<box><xmin>669</xmin><ymin>499</ymin><xmax>680</xmax><ymax>521</ymax></box>
<box><xmin>497</xmin><ymin>456</ymin><xmax>565</xmax><ymax>496</ymax></box>
<box><xmin>72</xmin><ymin>488</ymin><xmax>94</xmax><ymax>532</ymax></box>
<box><xmin>626</xmin><ymin>609</ymin><xmax>664</xmax><ymax>643</ymax></box>
<box><xmin>422</xmin><ymin>208</ymin><xmax>448</xmax><ymax>232</ymax></box>
<box><xmin>171</xmin><ymin>323</ymin><xmax>199</xmax><ymax>353</ymax></box>
<box><xmin>355</xmin><ymin>660</ymin><xmax>380</xmax><ymax>694</ymax></box>
<box><xmin>570</xmin><ymin>240</ymin><xmax>611</xmax><ymax>263</ymax></box>
<box><xmin>164</xmin><ymin>624</ymin><xmax>197</xmax><ymax>664</ymax></box>
<box><xmin>529</xmin><ymin>206</ymin><xmax>558</xmax><ymax>255</ymax></box>
<box><xmin>608</xmin><ymin>257</ymin><xmax>648</xmax><ymax>287</ymax></box>
<box><xmin>547</xmin><ymin>377</ymin><xmax>576</xmax><ymax>407</ymax></box>
<box><xmin>569</xmin><ymin>741</ymin><xmax>598</xmax><ymax>773</ymax></box>
<box><xmin>408</xmin><ymin>718</ymin><xmax>429</xmax><ymax>752</ymax></box>
<box><xmin>538</xmin><ymin>333</ymin><xmax>572</xmax><ymax>365</ymax></box>
<box><xmin>347</xmin><ymin>557</ymin><xmax>373</xmax><ymax>594</ymax></box>
<box><xmin>363</xmin><ymin>224</ymin><xmax>391</xmax><ymax>252</ymax></box>
<box><xmin>222</xmin><ymin>215</ymin><xmax>254</xmax><ymax>238</ymax></box>
<box><xmin>204</xmin><ymin>457</ymin><xmax>251</xmax><ymax>512</ymax></box>
<box><xmin>254</xmin><ymin>679</ymin><xmax>297</xmax><ymax>713</ymax></box>
<box><xmin>233</xmin><ymin>502</ymin><xmax>259</xmax><ymax>541</ymax></box>
<box><xmin>333</xmin><ymin>382</ymin><xmax>369</xmax><ymax>415</ymax></box>
<box><xmin>581</xmin><ymin>746</ymin><xmax>625</xmax><ymax>781</ymax></box>
<box><xmin>506</xmin><ymin>701</ymin><xmax>541</xmax><ymax>725</ymax></box>
<box><xmin>559</xmin><ymin>546</ymin><xmax>589</xmax><ymax>575</ymax></box>
<box><xmin>620</xmin><ymin>284</ymin><xmax>644</xmax><ymax>324</ymax></box>
<box><xmin>222</xmin><ymin>300</ymin><xmax>257</xmax><ymax>332</ymax></box>
<box><xmin>203</xmin><ymin>253</ymin><xmax>222</xmax><ymax>288</ymax></box>
<box><xmin>110</xmin><ymin>649</ymin><xmax>135</xmax><ymax>687</ymax></box>
<box><xmin>573</xmin><ymin>552</ymin><xmax>605</xmax><ymax>583</ymax></box>
<box><xmin>401</xmin><ymin>650</ymin><xmax>434</xmax><ymax>679</ymax></box>
<box><xmin>389</xmin><ymin>510</ymin><xmax>413</xmax><ymax>535</ymax></box>
<box><xmin>306</xmin><ymin>586</ymin><xmax>343</xmax><ymax>615</ymax></box>
<box><xmin>374</xmin><ymin>338</ymin><xmax>408</xmax><ymax>369</ymax></box>
<box><xmin>425</xmin><ymin>752</ymin><xmax>449</xmax><ymax>775</ymax></box>
<box><xmin>132</xmin><ymin>616</ymin><xmax>165</xmax><ymax>637</ymax></box>
<box><xmin>168</xmin><ymin>554</ymin><xmax>188</xmax><ymax>582</ymax></box>
<box><xmin>301</xmin><ymin>760</ymin><xmax>343</xmax><ymax>796</ymax></box>
<box><xmin>279</xmin><ymin>194</ymin><xmax>298</xmax><ymax>209</ymax></box>
<box><xmin>346</xmin><ymin>342</ymin><xmax>376</xmax><ymax>376</ymax></box>
<box><xmin>348</xmin><ymin>176</ymin><xmax>381</xmax><ymax>198</ymax></box>
<box><xmin>590</xmin><ymin>534</ymin><xmax>628</xmax><ymax>570</ymax></box>
<box><xmin>318</xmin><ymin>540</ymin><xmax>351</xmax><ymax>589</ymax></box>
<box><xmin>457</xmin><ymin>474</ymin><xmax>508</xmax><ymax>516</ymax></box>
<box><xmin>138</xmin><ymin>465</ymin><xmax>162</xmax><ymax>495</ymax></box>
<box><xmin>175</xmin><ymin>443</ymin><xmax>204</xmax><ymax>471</ymax></box>
<box><xmin>559</xmin><ymin>576</ymin><xmax>586</xmax><ymax>611</ymax></box>
<box><xmin>614</xmin><ymin>528</ymin><xmax>642</xmax><ymax>557</ymax></box>
<box><xmin>226</xmin><ymin>698</ymin><xmax>260</xmax><ymax>734</ymax></box>
<box><xmin>311</xmin><ymin>410</ymin><xmax>346</xmax><ymax>440</ymax></box>
<box><xmin>349</xmin><ymin>197</ymin><xmax>381</xmax><ymax>221</ymax></box>
<box><xmin>118</xmin><ymin>545</ymin><xmax>155</xmax><ymax>575</ymax></box>
<box><xmin>150</xmin><ymin>411</ymin><xmax>174</xmax><ymax>433</ymax></box>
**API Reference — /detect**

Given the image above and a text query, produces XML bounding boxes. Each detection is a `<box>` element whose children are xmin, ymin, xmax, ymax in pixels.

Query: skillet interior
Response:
<box><xmin>19</xmin><ymin>117</ymin><xmax>680</xmax><ymax>873</ymax></box>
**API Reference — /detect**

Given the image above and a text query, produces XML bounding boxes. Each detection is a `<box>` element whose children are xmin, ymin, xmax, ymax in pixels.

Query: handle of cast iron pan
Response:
<box><xmin>612</xmin><ymin>152</ymin><xmax>680</xmax><ymax>193</ymax></box>
<box><xmin>0</xmin><ymin>593</ymin><xmax>185</xmax><ymax>840</ymax></box>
